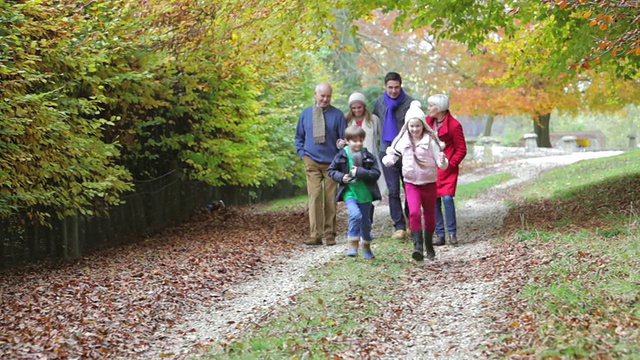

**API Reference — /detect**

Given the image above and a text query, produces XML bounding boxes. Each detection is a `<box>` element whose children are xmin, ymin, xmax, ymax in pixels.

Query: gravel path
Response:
<box><xmin>143</xmin><ymin>150</ymin><xmax>622</xmax><ymax>359</ymax></box>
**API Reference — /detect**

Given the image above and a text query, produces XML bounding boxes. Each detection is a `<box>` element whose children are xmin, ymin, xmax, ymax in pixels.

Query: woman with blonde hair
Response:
<box><xmin>345</xmin><ymin>92</ymin><xmax>380</xmax><ymax>156</ymax></box>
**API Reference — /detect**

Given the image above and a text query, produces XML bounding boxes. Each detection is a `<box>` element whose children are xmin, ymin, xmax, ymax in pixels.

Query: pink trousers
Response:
<box><xmin>405</xmin><ymin>182</ymin><xmax>437</xmax><ymax>232</ymax></box>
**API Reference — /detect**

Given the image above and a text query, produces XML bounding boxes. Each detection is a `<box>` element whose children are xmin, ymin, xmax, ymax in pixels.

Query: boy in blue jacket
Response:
<box><xmin>328</xmin><ymin>126</ymin><xmax>382</xmax><ymax>259</ymax></box>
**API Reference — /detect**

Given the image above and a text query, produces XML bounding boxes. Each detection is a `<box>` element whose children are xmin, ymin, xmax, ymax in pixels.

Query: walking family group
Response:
<box><xmin>294</xmin><ymin>72</ymin><xmax>467</xmax><ymax>261</ymax></box>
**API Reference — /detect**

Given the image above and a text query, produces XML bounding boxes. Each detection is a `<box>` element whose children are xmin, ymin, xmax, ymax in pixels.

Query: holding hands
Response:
<box><xmin>382</xmin><ymin>154</ymin><xmax>397</xmax><ymax>167</ymax></box>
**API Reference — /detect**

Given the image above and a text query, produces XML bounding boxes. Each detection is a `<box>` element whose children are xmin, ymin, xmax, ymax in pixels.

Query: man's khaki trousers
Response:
<box><xmin>303</xmin><ymin>155</ymin><xmax>337</xmax><ymax>242</ymax></box>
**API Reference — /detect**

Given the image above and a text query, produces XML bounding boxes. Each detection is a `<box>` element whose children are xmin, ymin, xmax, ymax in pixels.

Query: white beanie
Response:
<box><xmin>404</xmin><ymin>100</ymin><xmax>427</xmax><ymax>127</ymax></box>
<box><xmin>348</xmin><ymin>92</ymin><xmax>367</xmax><ymax>107</ymax></box>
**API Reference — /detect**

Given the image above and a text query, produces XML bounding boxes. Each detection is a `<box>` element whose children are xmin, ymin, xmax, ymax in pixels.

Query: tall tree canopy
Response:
<box><xmin>347</xmin><ymin>1</ymin><xmax>639</xmax><ymax>146</ymax></box>
<box><xmin>357</xmin><ymin>0</ymin><xmax>639</xmax><ymax>76</ymax></box>
<box><xmin>0</xmin><ymin>0</ymin><xmax>345</xmax><ymax>224</ymax></box>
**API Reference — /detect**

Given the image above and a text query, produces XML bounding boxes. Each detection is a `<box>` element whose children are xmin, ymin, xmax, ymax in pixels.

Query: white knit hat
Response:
<box><xmin>404</xmin><ymin>100</ymin><xmax>427</xmax><ymax>126</ymax></box>
<box><xmin>348</xmin><ymin>92</ymin><xmax>367</xmax><ymax>107</ymax></box>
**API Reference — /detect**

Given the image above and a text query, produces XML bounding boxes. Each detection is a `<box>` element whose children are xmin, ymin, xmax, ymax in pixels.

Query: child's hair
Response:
<box><xmin>345</xmin><ymin>125</ymin><xmax>366</xmax><ymax>141</ymax></box>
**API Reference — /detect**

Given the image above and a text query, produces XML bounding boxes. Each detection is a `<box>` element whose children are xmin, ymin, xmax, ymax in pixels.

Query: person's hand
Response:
<box><xmin>439</xmin><ymin>153</ymin><xmax>447</xmax><ymax>163</ymax></box>
<box><xmin>336</xmin><ymin>139</ymin><xmax>346</xmax><ymax>149</ymax></box>
<box><xmin>342</xmin><ymin>174</ymin><xmax>351</xmax><ymax>183</ymax></box>
<box><xmin>382</xmin><ymin>155</ymin><xmax>395</xmax><ymax>167</ymax></box>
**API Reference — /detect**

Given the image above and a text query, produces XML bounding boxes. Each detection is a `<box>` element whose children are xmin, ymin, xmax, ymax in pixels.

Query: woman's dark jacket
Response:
<box><xmin>328</xmin><ymin>148</ymin><xmax>382</xmax><ymax>202</ymax></box>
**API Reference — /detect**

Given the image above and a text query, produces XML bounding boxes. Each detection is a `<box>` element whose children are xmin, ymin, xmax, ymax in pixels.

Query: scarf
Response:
<box><xmin>312</xmin><ymin>105</ymin><xmax>326</xmax><ymax>144</ymax></box>
<box><xmin>348</xmin><ymin>146</ymin><xmax>364</xmax><ymax>167</ymax></box>
<box><xmin>381</xmin><ymin>89</ymin><xmax>406</xmax><ymax>143</ymax></box>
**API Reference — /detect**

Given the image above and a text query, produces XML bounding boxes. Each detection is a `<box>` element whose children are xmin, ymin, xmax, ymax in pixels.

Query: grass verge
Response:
<box><xmin>499</xmin><ymin>150</ymin><xmax>640</xmax><ymax>358</ymax></box>
<box><xmin>456</xmin><ymin>172</ymin><xmax>513</xmax><ymax>201</ymax></box>
<box><xmin>518</xmin><ymin>149</ymin><xmax>640</xmax><ymax>202</ymax></box>
<box><xmin>205</xmin><ymin>237</ymin><xmax>411</xmax><ymax>359</ymax></box>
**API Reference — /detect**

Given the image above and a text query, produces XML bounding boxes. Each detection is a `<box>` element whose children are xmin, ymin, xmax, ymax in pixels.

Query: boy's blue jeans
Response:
<box><xmin>435</xmin><ymin>195</ymin><xmax>457</xmax><ymax>237</ymax></box>
<box><xmin>345</xmin><ymin>198</ymin><xmax>373</xmax><ymax>241</ymax></box>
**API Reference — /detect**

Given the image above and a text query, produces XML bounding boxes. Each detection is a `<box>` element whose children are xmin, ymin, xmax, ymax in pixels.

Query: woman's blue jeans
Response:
<box><xmin>345</xmin><ymin>198</ymin><xmax>373</xmax><ymax>241</ymax></box>
<box><xmin>435</xmin><ymin>195</ymin><xmax>457</xmax><ymax>237</ymax></box>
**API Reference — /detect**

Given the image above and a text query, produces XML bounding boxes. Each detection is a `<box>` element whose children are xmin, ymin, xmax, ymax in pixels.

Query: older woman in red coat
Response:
<box><xmin>426</xmin><ymin>94</ymin><xmax>467</xmax><ymax>246</ymax></box>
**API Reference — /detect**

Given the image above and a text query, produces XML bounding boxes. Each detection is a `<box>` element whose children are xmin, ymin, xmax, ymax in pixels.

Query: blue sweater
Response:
<box><xmin>295</xmin><ymin>105</ymin><xmax>346</xmax><ymax>163</ymax></box>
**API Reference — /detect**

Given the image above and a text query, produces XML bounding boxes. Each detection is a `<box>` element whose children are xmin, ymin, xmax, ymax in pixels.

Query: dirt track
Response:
<box><xmin>142</xmin><ymin>151</ymin><xmax>623</xmax><ymax>359</ymax></box>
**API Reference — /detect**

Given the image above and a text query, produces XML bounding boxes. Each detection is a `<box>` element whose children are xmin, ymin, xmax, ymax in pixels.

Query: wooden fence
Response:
<box><xmin>0</xmin><ymin>172</ymin><xmax>302</xmax><ymax>269</ymax></box>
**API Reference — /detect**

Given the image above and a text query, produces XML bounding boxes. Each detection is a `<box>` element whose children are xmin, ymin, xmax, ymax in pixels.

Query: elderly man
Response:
<box><xmin>295</xmin><ymin>83</ymin><xmax>347</xmax><ymax>246</ymax></box>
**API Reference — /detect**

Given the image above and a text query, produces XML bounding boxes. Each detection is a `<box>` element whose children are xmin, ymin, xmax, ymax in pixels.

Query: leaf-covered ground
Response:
<box><xmin>0</xmin><ymin>206</ymin><xmax>345</xmax><ymax>359</ymax></box>
<box><xmin>1</xmin><ymin>154</ymin><xmax>636</xmax><ymax>359</ymax></box>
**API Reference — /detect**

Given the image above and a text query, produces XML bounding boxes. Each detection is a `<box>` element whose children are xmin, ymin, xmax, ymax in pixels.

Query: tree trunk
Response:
<box><xmin>534</xmin><ymin>113</ymin><xmax>552</xmax><ymax>148</ymax></box>
<box><xmin>483</xmin><ymin>115</ymin><xmax>494</xmax><ymax>137</ymax></box>
<box><xmin>330</xmin><ymin>9</ymin><xmax>362</xmax><ymax>91</ymax></box>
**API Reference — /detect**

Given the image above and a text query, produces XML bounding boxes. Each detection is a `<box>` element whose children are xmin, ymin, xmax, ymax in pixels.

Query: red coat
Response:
<box><xmin>427</xmin><ymin>111</ymin><xmax>467</xmax><ymax>197</ymax></box>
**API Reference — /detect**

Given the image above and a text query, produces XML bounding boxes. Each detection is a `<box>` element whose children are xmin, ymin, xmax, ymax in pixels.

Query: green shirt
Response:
<box><xmin>343</xmin><ymin>146</ymin><xmax>373</xmax><ymax>203</ymax></box>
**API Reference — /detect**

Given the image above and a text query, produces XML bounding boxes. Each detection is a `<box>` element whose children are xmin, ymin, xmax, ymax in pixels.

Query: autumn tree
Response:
<box><xmin>0</xmin><ymin>0</ymin><xmax>349</xmax><ymax>224</ymax></box>
<box><xmin>357</xmin><ymin>0</ymin><xmax>640</xmax><ymax>75</ymax></box>
<box><xmin>348</xmin><ymin>2</ymin><xmax>639</xmax><ymax>146</ymax></box>
<box><xmin>352</xmin><ymin>11</ymin><xmax>576</xmax><ymax>144</ymax></box>
<box><xmin>0</xmin><ymin>1</ymin><xmax>133</xmax><ymax>223</ymax></box>
<box><xmin>351</xmin><ymin>10</ymin><xmax>450</xmax><ymax>103</ymax></box>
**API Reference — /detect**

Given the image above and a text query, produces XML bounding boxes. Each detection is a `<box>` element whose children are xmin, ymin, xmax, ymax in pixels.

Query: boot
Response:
<box><xmin>410</xmin><ymin>231</ymin><xmax>424</xmax><ymax>261</ymax></box>
<box><xmin>346</xmin><ymin>238</ymin><xmax>359</xmax><ymax>257</ymax></box>
<box><xmin>424</xmin><ymin>231</ymin><xmax>435</xmax><ymax>260</ymax></box>
<box><xmin>449</xmin><ymin>233</ymin><xmax>458</xmax><ymax>247</ymax></box>
<box><xmin>433</xmin><ymin>234</ymin><xmax>446</xmax><ymax>246</ymax></box>
<box><xmin>360</xmin><ymin>240</ymin><xmax>375</xmax><ymax>260</ymax></box>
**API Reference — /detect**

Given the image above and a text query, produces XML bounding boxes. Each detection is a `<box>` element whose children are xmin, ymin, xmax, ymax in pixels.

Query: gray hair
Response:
<box><xmin>315</xmin><ymin>82</ymin><xmax>332</xmax><ymax>93</ymax></box>
<box><xmin>427</xmin><ymin>94</ymin><xmax>449</xmax><ymax>112</ymax></box>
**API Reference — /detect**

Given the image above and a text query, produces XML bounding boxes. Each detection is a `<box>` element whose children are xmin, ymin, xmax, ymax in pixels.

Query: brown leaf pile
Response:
<box><xmin>503</xmin><ymin>174</ymin><xmax>640</xmax><ymax>231</ymax></box>
<box><xmin>2</xmin><ymin>167</ymin><xmax>637</xmax><ymax>359</ymax></box>
<box><xmin>0</xmin><ymin>205</ymin><xmax>344</xmax><ymax>359</ymax></box>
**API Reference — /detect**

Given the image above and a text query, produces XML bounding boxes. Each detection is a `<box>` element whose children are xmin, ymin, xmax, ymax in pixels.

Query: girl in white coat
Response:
<box><xmin>382</xmin><ymin>100</ymin><xmax>448</xmax><ymax>261</ymax></box>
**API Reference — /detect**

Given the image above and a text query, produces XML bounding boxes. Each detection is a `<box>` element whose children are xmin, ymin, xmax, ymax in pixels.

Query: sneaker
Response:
<box><xmin>303</xmin><ymin>238</ymin><xmax>323</xmax><ymax>246</ymax></box>
<box><xmin>391</xmin><ymin>229</ymin><xmax>406</xmax><ymax>240</ymax></box>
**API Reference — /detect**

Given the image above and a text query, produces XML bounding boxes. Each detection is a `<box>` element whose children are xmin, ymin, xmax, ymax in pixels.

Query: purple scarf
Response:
<box><xmin>382</xmin><ymin>89</ymin><xmax>406</xmax><ymax>142</ymax></box>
